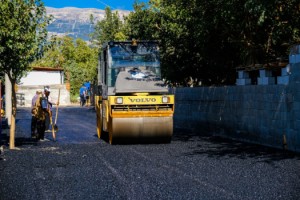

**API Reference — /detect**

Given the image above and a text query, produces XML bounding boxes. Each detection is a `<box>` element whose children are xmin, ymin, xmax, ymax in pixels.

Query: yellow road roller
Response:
<box><xmin>95</xmin><ymin>41</ymin><xmax>174</xmax><ymax>144</ymax></box>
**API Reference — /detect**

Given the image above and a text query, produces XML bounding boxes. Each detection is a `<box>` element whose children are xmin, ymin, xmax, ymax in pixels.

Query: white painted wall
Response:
<box><xmin>16</xmin><ymin>85</ymin><xmax>71</xmax><ymax>107</ymax></box>
<box><xmin>15</xmin><ymin>70</ymin><xmax>70</xmax><ymax>107</ymax></box>
<box><xmin>20</xmin><ymin>71</ymin><xmax>63</xmax><ymax>86</ymax></box>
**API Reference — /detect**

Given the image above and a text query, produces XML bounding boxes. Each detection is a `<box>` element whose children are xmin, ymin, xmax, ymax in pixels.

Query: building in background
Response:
<box><xmin>20</xmin><ymin>67</ymin><xmax>64</xmax><ymax>86</ymax></box>
<box><xmin>16</xmin><ymin>67</ymin><xmax>70</xmax><ymax>107</ymax></box>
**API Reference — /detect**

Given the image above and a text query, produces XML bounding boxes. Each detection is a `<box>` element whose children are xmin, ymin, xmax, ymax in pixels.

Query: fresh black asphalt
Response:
<box><xmin>0</xmin><ymin>106</ymin><xmax>299</xmax><ymax>200</ymax></box>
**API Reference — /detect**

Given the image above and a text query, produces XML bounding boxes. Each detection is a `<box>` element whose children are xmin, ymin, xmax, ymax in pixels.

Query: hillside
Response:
<box><xmin>46</xmin><ymin>7</ymin><xmax>130</xmax><ymax>41</ymax></box>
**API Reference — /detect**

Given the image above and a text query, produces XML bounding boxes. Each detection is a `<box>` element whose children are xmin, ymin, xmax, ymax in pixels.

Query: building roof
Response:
<box><xmin>32</xmin><ymin>67</ymin><xmax>64</xmax><ymax>71</ymax></box>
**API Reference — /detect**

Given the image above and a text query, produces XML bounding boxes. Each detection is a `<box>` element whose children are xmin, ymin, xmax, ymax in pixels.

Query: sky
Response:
<box><xmin>43</xmin><ymin>0</ymin><xmax>149</xmax><ymax>11</ymax></box>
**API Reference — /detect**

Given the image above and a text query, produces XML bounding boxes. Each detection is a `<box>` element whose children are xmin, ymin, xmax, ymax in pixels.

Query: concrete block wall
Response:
<box><xmin>277</xmin><ymin>66</ymin><xmax>291</xmax><ymax>85</ymax></box>
<box><xmin>174</xmin><ymin>63</ymin><xmax>300</xmax><ymax>152</ymax></box>
<box><xmin>258</xmin><ymin>69</ymin><xmax>275</xmax><ymax>85</ymax></box>
<box><xmin>236</xmin><ymin>71</ymin><xmax>251</xmax><ymax>85</ymax></box>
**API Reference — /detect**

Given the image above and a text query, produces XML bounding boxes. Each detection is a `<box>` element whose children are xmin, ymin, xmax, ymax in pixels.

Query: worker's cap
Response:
<box><xmin>44</xmin><ymin>86</ymin><xmax>51</xmax><ymax>92</ymax></box>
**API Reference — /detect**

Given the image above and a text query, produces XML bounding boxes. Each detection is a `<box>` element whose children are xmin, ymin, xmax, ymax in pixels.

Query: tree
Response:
<box><xmin>67</xmin><ymin>38</ymin><xmax>98</xmax><ymax>98</ymax></box>
<box><xmin>32</xmin><ymin>36</ymin><xmax>98</xmax><ymax>100</ymax></box>
<box><xmin>124</xmin><ymin>1</ymin><xmax>160</xmax><ymax>40</ymax></box>
<box><xmin>90</xmin><ymin>7</ymin><xmax>126</xmax><ymax>46</ymax></box>
<box><xmin>127</xmin><ymin>0</ymin><xmax>300</xmax><ymax>85</ymax></box>
<box><xmin>0</xmin><ymin>0</ymin><xmax>51</xmax><ymax>149</ymax></box>
<box><xmin>31</xmin><ymin>36</ymin><xmax>65</xmax><ymax>68</ymax></box>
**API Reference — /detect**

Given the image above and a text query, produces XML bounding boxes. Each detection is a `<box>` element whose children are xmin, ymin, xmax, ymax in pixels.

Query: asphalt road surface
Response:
<box><xmin>0</xmin><ymin>106</ymin><xmax>299</xmax><ymax>200</ymax></box>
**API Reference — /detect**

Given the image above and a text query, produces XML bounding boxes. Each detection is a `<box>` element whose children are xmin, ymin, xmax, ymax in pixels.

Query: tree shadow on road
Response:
<box><xmin>1</xmin><ymin>135</ymin><xmax>38</xmax><ymax>147</ymax></box>
<box><xmin>173</xmin><ymin>128</ymin><xmax>300</xmax><ymax>164</ymax></box>
<box><xmin>15</xmin><ymin>137</ymin><xmax>38</xmax><ymax>146</ymax></box>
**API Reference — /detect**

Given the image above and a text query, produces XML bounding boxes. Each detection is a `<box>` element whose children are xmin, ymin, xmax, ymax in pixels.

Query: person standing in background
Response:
<box><xmin>31</xmin><ymin>91</ymin><xmax>42</xmax><ymax>138</ymax></box>
<box><xmin>79</xmin><ymin>84</ymin><xmax>87</xmax><ymax>107</ymax></box>
<box><xmin>43</xmin><ymin>86</ymin><xmax>58</xmax><ymax>132</ymax></box>
<box><xmin>84</xmin><ymin>81</ymin><xmax>91</xmax><ymax>106</ymax></box>
<box><xmin>31</xmin><ymin>91</ymin><xmax>47</xmax><ymax>141</ymax></box>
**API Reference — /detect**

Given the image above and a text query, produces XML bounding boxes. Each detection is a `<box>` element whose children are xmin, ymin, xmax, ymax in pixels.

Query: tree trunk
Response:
<box><xmin>9</xmin><ymin>78</ymin><xmax>17</xmax><ymax>149</ymax></box>
<box><xmin>9</xmin><ymin>113</ymin><xmax>15</xmax><ymax>149</ymax></box>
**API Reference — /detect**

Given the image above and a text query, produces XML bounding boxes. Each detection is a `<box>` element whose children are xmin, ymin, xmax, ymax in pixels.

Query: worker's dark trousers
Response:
<box><xmin>31</xmin><ymin>116</ymin><xmax>37</xmax><ymax>137</ymax></box>
<box><xmin>45</xmin><ymin>112</ymin><xmax>50</xmax><ymax>130</ymax></box>
<box><xmin>80</xmin><ymin>94</ymin><xmax>85</xmax><ymax>106</ymax></box>
<box><xmin>36</xmin><ymin>120</ymin><xmax>45</xmax><ymax>140</ymax></box>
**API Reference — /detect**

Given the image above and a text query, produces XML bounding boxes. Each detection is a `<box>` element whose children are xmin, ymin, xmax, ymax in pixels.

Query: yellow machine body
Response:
<box><xmin>96</xmin><ymin>94</ymin><xmax>174</xmax><ymax>144</ymax></box>
<box><xmin>95</xmin><ymin>41</ymin><xmax>175</xmax><ymax>144</ymax></box>
<box><xmin>1</xmin><ymin>109</ymin><xmax>4</xmax><ymax>118</ymax></box>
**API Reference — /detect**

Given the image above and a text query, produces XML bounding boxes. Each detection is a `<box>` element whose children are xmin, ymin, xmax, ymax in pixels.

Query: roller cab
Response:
<box><xmin>95</xmin><ymin>41</ymin><xmax>174</xmax><ymax>144</ymax></box>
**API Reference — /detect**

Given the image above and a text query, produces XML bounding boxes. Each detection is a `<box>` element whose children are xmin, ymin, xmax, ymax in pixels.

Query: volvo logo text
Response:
<box><xmin>128</xmin><ymin>98</ymin><xmax>156</xmax><ymax>103</ymax></box>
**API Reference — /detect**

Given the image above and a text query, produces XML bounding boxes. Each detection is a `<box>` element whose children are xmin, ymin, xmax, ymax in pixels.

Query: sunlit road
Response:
<box><xmin>0</xmin><ymin>106</ymin><xmax>299</xmax><ymax>200</ymax></box>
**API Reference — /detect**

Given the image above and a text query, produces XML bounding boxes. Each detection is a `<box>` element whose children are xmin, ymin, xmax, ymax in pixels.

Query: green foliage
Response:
<box><xmin>32</xmin><ymin>36</ymin><xmax>98</xmax><ymax>99</ymax></box>
<box><xmin>31</xmin><ymin>36</ymin><xmax>65</xmax><ymax>68</ymax></box>
<box><xmin>69</xmin><ymin>39</ymin><xmax>98</xmax><ymax>97</ymax></box>
<box><xmin>123</xmin><ymin>0</ymin><xmax>300</xmax><ymax>85</ymax></box>
<box><xmin>90</xmin><ymin>7</ymin><xmax>127</xmax><ymax>45</ymax></box>
<box><xmin>124</xmin><ymin>2</ymin><xmax>160</xmax><ymax>40</ymax></box>
<box><xmin>0</xmin><ymin>0</ymin><xmax>51</xmax><ymax>148</ymax></box>
<box><xmin>0</xmin><ymin>0</ymin><xmax>51</xmax><ymax>83</ymax></box>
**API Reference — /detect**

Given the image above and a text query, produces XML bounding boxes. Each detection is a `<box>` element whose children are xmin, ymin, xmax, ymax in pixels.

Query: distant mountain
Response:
<box><xmin>46</xmin><ymin>7</ymin><xmax>130</xmax><ymax>41</ymax></box>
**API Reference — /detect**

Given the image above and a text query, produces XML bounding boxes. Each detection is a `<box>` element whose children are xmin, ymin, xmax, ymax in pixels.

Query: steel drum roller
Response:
<box><xmin>109</xmin><ymin>117</ymin><xmax>173</xmax><ymax>144</ymax></box>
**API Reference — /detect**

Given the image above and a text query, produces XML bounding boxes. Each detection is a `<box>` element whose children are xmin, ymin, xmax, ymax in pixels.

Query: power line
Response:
<box><xmin>97</xmin><ymin>0</ymin><xmax>115</xmax><ymax>9</ymax></box>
